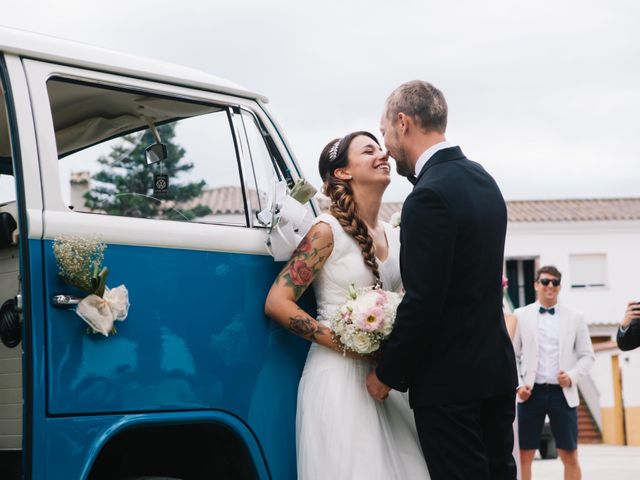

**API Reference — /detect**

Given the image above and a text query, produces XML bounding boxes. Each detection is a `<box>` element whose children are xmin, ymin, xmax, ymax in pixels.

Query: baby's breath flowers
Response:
<box><xmin>53</xmin><ymin>235</ymin><xmax>107</xmax><ymax>296</ymax></box>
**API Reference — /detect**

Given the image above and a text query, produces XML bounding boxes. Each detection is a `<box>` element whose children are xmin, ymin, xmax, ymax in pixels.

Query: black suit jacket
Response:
<box><xmin>617</xmin><ymin>322</ymin><xmax>640</xmax><ymax>351</ymax></box>
<box><xmin>377</xmin><ymin>146</ymin><xmax>517</xmax><ymax>408</ymax></box>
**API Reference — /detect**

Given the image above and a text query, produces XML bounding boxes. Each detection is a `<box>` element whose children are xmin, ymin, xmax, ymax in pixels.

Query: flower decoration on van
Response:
<box><xmin>53</xmin><ymin>235</ymin><xmax>130</xmax><ymax>336</ymax></box>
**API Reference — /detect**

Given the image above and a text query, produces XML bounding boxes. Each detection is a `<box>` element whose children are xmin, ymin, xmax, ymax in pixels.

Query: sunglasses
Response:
<box><xmin>538</xmin><ymin>278</ymin><xmax>560</xmax><ymax>287</ymax></box>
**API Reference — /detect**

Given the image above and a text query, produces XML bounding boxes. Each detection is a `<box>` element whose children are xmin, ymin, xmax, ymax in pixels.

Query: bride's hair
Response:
<box><xmin>318</xmin><ymin>131</ymin><xmax>381</xmax><ymax>285</ymax></box>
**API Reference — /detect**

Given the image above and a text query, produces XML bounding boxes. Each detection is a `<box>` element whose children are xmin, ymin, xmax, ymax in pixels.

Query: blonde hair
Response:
<box><xmin>385</xmin><ymin>80</ymin><xmax>448</xmax><ymax>133</ymax></box>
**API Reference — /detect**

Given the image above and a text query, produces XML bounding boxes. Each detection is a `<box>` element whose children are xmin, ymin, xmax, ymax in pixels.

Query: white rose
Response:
<box><xmin>352</xmin><ymin>332</ymin><xmax>376</xmax><ymax>354</ymax></box>
<box><xmin>353</xmin><ymin>291</ymin><xmax>377</xmax><ymax>315</ymax></box>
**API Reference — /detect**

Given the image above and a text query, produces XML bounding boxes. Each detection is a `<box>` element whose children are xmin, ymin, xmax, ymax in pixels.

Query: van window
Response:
<box><xmin>48</xmin><ymin>78</ymin><xmax>247</xmax><ymax>226</ymax></box>
<box><xmin>239</xmin><ymin>110</ymin><xmax>280</xmax><ymax>226</ymax></box>
<box><xmin>239</xmin><ymin>109</ymin><xmax>313</xmax><ymax>228</ymax></box>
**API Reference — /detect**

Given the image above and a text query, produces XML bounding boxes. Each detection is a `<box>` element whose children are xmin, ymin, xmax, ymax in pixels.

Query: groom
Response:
<box><xmin>367</xmin><ymin>80</ymin><xmax>518</xmax><ymax>479</ymax></box>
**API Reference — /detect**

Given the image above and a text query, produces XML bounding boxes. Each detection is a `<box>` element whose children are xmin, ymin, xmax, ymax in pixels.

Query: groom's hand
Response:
<box><xmin>366</xmin><ymin>370</ymin><xmax>391</xmax><ymax>401</ymax></box>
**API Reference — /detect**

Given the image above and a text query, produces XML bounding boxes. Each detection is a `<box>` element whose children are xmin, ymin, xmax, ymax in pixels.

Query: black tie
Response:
<box><xmin>408</xmin><ymin>175</ymin><xmax>418</xmax><ymax>186</ymax></box>
<box><xmin>539</xmin><ymin>306</ymin><xmax>555</xmax><ymax>315</ymax></box>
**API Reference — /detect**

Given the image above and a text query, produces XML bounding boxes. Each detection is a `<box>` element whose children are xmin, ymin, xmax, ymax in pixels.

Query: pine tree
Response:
<box><xmin>84</xmin><ymin>123</ymin><xmax>211</xmax><ymax>221</ymax></box>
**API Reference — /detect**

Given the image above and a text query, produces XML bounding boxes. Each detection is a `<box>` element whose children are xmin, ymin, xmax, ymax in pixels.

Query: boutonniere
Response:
<box><xmin>390</xmin><ymin>211</ymin><xmax>401</xmax><ymax>228</ymax></box>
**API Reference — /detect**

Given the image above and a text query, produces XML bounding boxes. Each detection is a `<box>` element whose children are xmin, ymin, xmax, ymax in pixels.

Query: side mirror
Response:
<box><xmin>145</xmin><ymin>143</ymin><xmax>168</xmax><ymax>165</ymax></box>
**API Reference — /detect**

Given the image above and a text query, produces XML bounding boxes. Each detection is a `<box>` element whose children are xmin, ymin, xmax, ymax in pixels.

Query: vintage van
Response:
<box><xmin>0</xmin><ymin>26</ymin><xmax>313</xmax><ymax>479</ymax></box>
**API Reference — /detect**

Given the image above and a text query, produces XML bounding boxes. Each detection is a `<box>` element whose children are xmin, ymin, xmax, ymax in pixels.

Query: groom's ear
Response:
<box><xmin>397</xmin><ymin>112</ymin><xmax>409</xmax><ymax>133</ymax></box>
<box><xmin>333</xmin><ymin>168</ymin><xmax>352</xmax><ymax>181</ymax></box>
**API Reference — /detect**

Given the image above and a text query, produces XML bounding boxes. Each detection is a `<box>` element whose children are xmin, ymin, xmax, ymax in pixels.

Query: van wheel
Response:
<box><xmin>539</xmin><ymin>438</ymin><xmax>558</xmax><ymax>459</ymax></box>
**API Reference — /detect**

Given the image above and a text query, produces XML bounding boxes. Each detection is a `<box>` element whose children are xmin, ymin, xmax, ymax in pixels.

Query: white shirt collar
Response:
<box><xmin>414</xmin><ymin>141</ymin><xmax>452</xmax><ymax>177</ymax></box>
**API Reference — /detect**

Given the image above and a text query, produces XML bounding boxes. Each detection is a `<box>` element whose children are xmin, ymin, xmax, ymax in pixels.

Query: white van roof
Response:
<box><xmin>0</xmin><ymin>25</ymin><xmax>268</xmax><ymax>103</ymax></box>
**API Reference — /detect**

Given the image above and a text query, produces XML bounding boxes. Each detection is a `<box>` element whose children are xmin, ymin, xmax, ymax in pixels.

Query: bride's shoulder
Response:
<box><xmin>305</xmin><ymin>214</ymin><xmax>337</xmax><ymax>243</ymax></box>
<box><xmin>313</xmin><ymin>213</ymin><xmax>341</xmax><ymax>232</ymax></box>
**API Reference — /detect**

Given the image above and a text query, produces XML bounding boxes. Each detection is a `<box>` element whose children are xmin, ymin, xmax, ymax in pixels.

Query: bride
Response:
<box><xmin>265</xmin><ymin>131</ymin><xmax>430</xmax><ymax>479</ymax></box>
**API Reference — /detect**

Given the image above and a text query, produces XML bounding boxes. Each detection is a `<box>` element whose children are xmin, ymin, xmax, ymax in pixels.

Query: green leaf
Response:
<box><xmin>92</xmin><ymin>266</ymin><xmax>109</xmax><ymax>298</ymax></box>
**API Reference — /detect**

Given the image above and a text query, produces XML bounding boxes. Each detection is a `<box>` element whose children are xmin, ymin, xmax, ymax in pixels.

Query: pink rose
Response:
<box><xmin>502</xmin><ymin>276</ymin><xmax>509</xmax><ymax>290</ymax></box>
<box><xmin>289</xmin><ymin>260</ymin><xmax>313</xmax><ymax>285</ymax></box>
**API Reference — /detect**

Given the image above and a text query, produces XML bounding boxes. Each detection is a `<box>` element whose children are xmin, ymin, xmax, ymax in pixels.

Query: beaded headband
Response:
<box><xmin>328</xmin><ymin>138</ymin><xmax>342</xmax><ymax>161</ymax></box>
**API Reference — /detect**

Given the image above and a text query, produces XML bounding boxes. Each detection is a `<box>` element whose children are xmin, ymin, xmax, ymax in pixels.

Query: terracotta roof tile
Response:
<box><xmin>179</xmin><ymin>186</ymin><xmax>261</xmax><ymax>214</ymax></box>
<box><xmin>376</xmin><ymin>198</ymin><xmax>640</xmax><ymax>223</ymax></box>
<box><xmin>506</xmin><ymin>198</ymin><xmax>640</xmax><ymax>222</ymax></box>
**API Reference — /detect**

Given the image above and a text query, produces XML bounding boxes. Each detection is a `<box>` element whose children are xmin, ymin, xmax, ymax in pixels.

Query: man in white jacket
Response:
<box><xmin>513</xmin><ymin>266</ymin><xmax>594</xmax><ymax>480</ymax></box>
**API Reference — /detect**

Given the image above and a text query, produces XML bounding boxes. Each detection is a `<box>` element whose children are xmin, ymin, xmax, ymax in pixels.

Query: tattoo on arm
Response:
<box><xmin>275</xmin><ymin>230</ymin><xmax>333</xmax><ymax>299</ymax></box>
<box><xmin>288</xmin><ymin>315</ymin><xmax>330</xmax><ymax>342</ymax></box>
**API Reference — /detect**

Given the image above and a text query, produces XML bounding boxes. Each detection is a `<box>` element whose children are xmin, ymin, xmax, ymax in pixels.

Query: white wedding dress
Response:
<box><xmin>296</xmin><ymin>213</ymin><xmax>430</xmax><ymax>479</ymax></box>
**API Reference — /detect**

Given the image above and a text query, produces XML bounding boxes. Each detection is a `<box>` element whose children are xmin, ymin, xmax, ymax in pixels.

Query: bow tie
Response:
<box><xmin>408</xmin><ymin>175</ymin><xmax>418</xmax><ymax>186</ymax></box>
<box><xmin>539</xmin><ymin>306</ymin><xmax>556</xmax><ymax>315</ymax></box>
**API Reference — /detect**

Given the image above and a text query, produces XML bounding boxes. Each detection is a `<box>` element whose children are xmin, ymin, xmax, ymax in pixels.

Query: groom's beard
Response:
<box><xmin>393</xmin><ymin>149</ymin><xmax>413</xmax><ymax>178</ymax></box>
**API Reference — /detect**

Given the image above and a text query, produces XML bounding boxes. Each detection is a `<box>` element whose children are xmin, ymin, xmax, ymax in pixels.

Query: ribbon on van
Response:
<box><xmin>75</xmin><ymin>285</ymin><xmax>130</xmax><ymax>336</ymax></box>
<box><xmin>259</xmin><ymin>179</ymin><xmax>317</xmax><ymax>262</ymax></box>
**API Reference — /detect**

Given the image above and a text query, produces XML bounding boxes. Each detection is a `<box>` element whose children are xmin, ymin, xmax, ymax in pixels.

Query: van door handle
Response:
<box><xmin>51</xmin><ymin>294</ymin><xmax>82</xmax><ymax>307</ymax></box>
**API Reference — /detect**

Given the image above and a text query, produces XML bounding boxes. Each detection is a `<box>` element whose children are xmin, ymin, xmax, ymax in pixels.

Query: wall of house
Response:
<box><xmin>505</xmin><ymin>219</ymin><xmax>640</xmax><ymax>445</ymax></box>
<box><xmin>592</xmin><ymin>348</ymin><xmax>640</xmax><ymax>446</ymax></box>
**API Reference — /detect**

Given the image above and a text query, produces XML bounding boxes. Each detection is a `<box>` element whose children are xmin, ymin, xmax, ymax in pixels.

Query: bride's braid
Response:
<box><xmin>318</xmin><ymin>132</ymin><xmax>381</xmax><ymax>286</ymax></box>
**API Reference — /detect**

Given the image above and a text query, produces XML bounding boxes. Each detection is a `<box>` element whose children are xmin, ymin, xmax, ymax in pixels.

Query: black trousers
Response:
<box><xmin>414</xmin><ymin>391</ymin><xmax>517</xmax><ymax>480</ymax></box>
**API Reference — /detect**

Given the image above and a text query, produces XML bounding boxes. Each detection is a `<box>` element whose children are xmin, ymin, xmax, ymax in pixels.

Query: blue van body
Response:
<box><xmin>38</xmin><ymin>242</ymin><xmax>310</xmax><ymax>479</ymax></box>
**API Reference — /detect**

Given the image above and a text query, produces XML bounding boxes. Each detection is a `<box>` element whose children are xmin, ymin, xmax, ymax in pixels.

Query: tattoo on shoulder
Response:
<box><xmin>289</xmin><ymin>315</ymin><xmax>330</xmax><ymax>342</ymax></box>
<box><xmin>275</xmin><ymin>232</ymin><xmax>333</xmax><ymax>299</ymax></box>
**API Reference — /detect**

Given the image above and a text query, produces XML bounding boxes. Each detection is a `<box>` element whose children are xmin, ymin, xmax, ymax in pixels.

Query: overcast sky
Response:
<box><xmin>2</xmin><ymin>0</ymin><xmax>639</xmax><ymax>202</ymax></box>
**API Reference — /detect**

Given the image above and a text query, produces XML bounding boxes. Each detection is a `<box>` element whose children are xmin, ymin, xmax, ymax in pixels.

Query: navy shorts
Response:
<box><xmin>517</xmin><ymin>383</ymin><xmax>578</xmax><ymax>451</ymax></box>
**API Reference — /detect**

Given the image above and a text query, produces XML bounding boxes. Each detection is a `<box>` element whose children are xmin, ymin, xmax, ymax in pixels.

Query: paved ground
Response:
<box><xmin>529</xmin><ymin>444</ymin><xmax>640</xmax><ymax>479</ymax></box>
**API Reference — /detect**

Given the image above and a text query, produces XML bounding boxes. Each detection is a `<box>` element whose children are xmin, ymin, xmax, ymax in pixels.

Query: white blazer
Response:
<box><xmin>513</xmin><ymin>302</ymin><xmax>595</xmax><ymax>408</ymax></box>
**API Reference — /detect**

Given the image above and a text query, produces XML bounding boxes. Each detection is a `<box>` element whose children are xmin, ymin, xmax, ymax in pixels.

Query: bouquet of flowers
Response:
<box><xmin>331</xmin><ymin>284</ymin><xmax>403</xmax><ymax>355</ymax></box>
<box><xmin>53</xmin><ymin>235</ymin><xmax>130</xmax><ymax>337</ymax></box>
